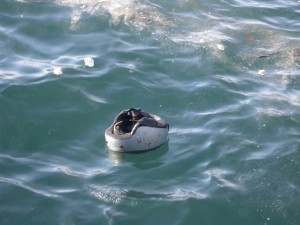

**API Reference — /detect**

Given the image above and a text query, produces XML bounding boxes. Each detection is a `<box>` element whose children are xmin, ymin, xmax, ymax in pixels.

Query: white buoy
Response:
<box><xmin>105</xmin><ymin>108</ymin><xmax>169</xmax><ymax>152</ymax></box>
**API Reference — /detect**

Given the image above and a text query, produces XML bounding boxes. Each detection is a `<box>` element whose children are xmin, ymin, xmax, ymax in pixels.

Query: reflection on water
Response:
<box><xmin>0</xmin><ymin>176</ymin><xmax>58</xmax><ymax>198</ymax></box>
<box><xmin>1</xmin><ymin>0</ymin><xmax>300</xmax><ymax>225</ymax></box>
<box><xmin>89</xmin><ymin>184</ymin><xmax>207</xmax><ymax>206</ymax></box>
<box><xmin>5</xmin><ymin>0</ymin><xmax>299</xmax><ymax>89</ymax></box>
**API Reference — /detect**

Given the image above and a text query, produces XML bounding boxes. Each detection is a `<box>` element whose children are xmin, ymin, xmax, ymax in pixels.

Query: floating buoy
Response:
<box><xmin>105</xmin><ymin>108</ymin><xmax>169</xmax><ymax>152</ymax></box>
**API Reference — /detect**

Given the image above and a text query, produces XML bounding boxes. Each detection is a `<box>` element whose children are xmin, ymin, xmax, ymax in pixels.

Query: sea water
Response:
<box><xmin>0</xmin><ymin>0</ymin><xmax>299</xmax><ymax>224</ymax></box>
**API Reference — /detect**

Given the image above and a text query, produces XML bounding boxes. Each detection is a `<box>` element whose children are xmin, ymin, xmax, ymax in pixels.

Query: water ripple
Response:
<box><xmin>1</xmin><ymin>0</ymin><xmax>300</xmax><ymax>224</ymax></box>
<box><xmin>89</xmin><ymin>185</ymin><xmax>207</xmax><ymax>205</ymax></box>
<box><xmin>0</xmin><ymin>176</ymin><xmax>58</xmax><ymax>198</ymax></box>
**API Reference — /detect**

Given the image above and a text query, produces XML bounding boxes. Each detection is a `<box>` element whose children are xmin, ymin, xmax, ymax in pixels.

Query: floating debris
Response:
<box><xmin>53</xmin><ymin>67</ymin><xmax>63</xmax><ymax>75</ymax></box>
<box><xmin>84</xmin><ymin>57</ymin><xmax>94</xmax><ymax>67</ymax></box>
<box><xmin>244</xmin><ymin>35</ymin><xmax>253</xmax><ymax>41</ymax></box>
<box><xmin>258</xmin><ymin>69</ymin><xmax>265</xmax><ymax>76</ymax></box>
<box><xmin>217</xmin><ymin>44</ymin><xmax>225</xmax><ymax>51</ymax></box>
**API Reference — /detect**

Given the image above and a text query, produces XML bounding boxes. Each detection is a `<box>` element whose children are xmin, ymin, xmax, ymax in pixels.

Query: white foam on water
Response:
<box><xmin>52</xmin><ymin>0</ymin><xmax>227</xmax><ymax>49</ymax></box>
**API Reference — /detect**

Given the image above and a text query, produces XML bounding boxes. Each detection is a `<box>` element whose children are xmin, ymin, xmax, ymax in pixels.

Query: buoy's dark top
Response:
<box><xmin>107</xmin><ymin>108</ymin><xmax>169</xmax><ymax>136</ymax></box>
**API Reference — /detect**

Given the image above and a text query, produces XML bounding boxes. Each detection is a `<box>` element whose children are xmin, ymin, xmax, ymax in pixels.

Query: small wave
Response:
<box><xmin>88</xmin><ymin>185</ymin><xmax>207</xmax><ymax>205</ymax></box>
<box><xmin>89</xmin><ymin>185</ymin><xmax>125</xmax><ymax>205</ymax></box>
<box><xmin>89</xmin><ymin>184</ymin><xmax>207</xmax><ymax>205</ymax></box>
<box><xmin>204</xmin><ymin>168</ymin><xmax>241</xmax><ymax>190</ymax></box>
<box><xmin>0</xmin><ymin>176</ymin><xmax>58</xmax><ymax>198</ymax></box>
<box><xmin>55</xmin><ymin>165</ymin><xmax>108</xmax><ymax>178</ymax></box>
<box><xmin>80</xmin><ymin>90</ymin><xmax>107</xmax><ymax>104</ymax></box>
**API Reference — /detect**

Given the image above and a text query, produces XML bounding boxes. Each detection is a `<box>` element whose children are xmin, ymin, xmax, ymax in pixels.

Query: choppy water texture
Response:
<box><xmin>1</xmin><ymin>0</ymin><xmax>300</xmax><ymax>224</ymax></box>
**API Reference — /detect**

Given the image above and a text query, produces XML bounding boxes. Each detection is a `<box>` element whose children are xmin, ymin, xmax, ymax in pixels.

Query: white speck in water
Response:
<box><xmin>258</xmin><ymin>69</ymin><xmax>265</xmax><ymax>76</ymax></box>
<box><xmin>84</xmin><ymin>57</ymin><xmax>94</xmax><ymax>67</ymax></box>
<box><xmin>53</xmin><ymin>67</ymin><xmax>62</xmax><ymax>75</ymax></box>
<box><xmin>217</xmin><ymin>44</ymin><xmax>225</xmax><ymax>51</ymax></box>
